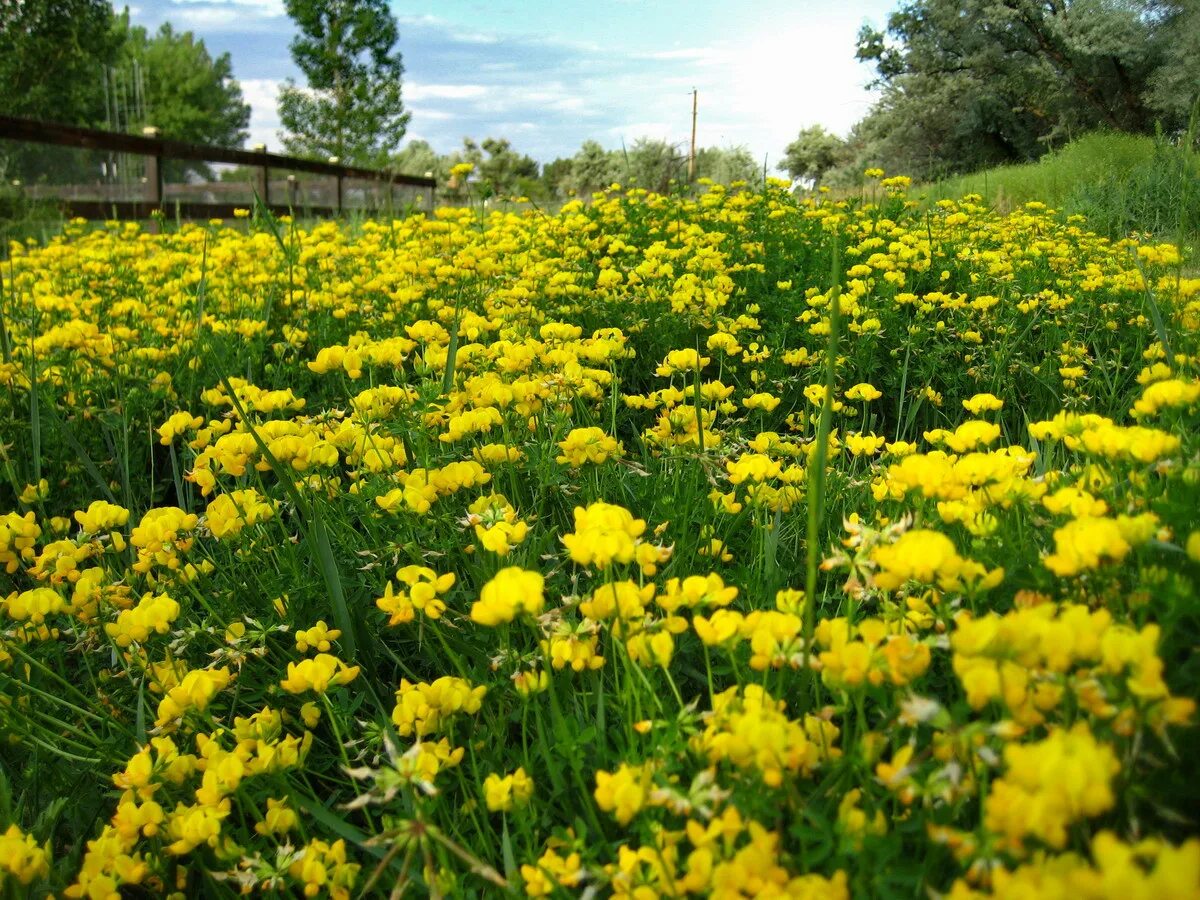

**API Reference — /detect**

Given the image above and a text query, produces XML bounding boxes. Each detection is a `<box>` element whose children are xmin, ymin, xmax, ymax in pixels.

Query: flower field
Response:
<box><xmin>2</xmin><ymin>175</ymin><xmax>1199</xmax><ymax>897</ymax></box>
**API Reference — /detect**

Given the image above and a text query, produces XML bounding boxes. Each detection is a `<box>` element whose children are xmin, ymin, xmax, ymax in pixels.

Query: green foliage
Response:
<box><xmin>695</xmin><ymin>145</ymin><xmax>761</xmax><ymax>186</ymax></box>
<box><xmin>474</xmin><ymin>138</ymin><xmax>539</xmax><ymax>199</ymax></box>
<box><xmin>391</xmin><ymin>139</ymin><xmax>442</xmax><ymax>180</ymax></box>
<box><xmin>564</xmin><ymin>140</ymin><xmax>622</xmax><ymax>196</ymax></box>
<box><xmin>118</xmin><ymin>21</ymin><xmax>251</xmax><ymax>180</ymax></box>
<box><xmin>0</xmin><ymin>0</ymin><xmax>119</xmax><ymax>127</ymax></box>
<box><xmin>622</xmin><ymin>138</ymin><xmax>686</xmax><ymax>192</ymax></box>
<box><xmin>849</xmin><ymin>0</ymin><xmax>1172</xmax><ymax>180</ymax></box>
<box><xmin>0</xmin><ymin>4</ymin><xmax>252</xmax><ymax>187</ymax></box>
<box><xmin>119</xmin><ymin>23</ymin><xmax>250</xmax><ymax>149</ymax></box>
<box><xmin>782</xmin><ymin>126</ymin><xmax>846</xmax><ymax>186</ymax></box>
<box><xmin>278</xmin><ymin>0</ymin><xmax>411</xmax><ymax>166</ymax></box>
<box><xmin>0</xmin><ymin>0</ymin><xmax>121</xmax><ymax>182</ymax></box>
<box><xmin>395</xmin><ymin>137</ymin><xmax>767</xmax><ymax>207</ymax></box>
<box><xmin>539</xmin><ymin>156</ymin><xmax>574</xmax><ymax>198</ymax></box>
<box><xmin>1147</xmin><ymin>1</ymin><xmax>1200</xmax><ymax>130</ymax></box>
<box><xmin>926</xmin><ymin>130</ymin><xmax>1200</xmax><ymax>243</ymax></box>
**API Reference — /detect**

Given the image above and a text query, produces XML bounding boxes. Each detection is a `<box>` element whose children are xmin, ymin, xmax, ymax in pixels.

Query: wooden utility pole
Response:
<box><xmin>688</xmin><ymin>89</ymin><xmax>698</xmax><ymax>181</ymax></box>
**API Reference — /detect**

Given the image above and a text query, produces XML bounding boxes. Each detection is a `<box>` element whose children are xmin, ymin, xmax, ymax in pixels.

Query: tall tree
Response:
<box><xmin>696</xmin><ymin>145</ymin><xmax>760</xmax><ymax>185</ymax></box>
<box><xmin>392</xmin><ymin>139</ymin><xmax>442</xmax><ymax>180</ymax></box>
<box><xmin>854</xmin><ymin>0</ymin><xmax>1168</xmax><ymax>179</ymax></box>
<box><xmin>0</xmin><ymin>0</ymin><xmax>119</xmax><ymax>126</ymax></box>
<box><xmin>0</xmin><ymin>0</ymin><xmax>120</xmax><ymax>181</ymax></box>
<box><xmin>120</xmin><ymin>22</ymin><xmax>250</xmax><ymax>149</ymax></box>
<box><xmin>277</xmin><ymin>0</ymin><xmax>411</xmax><ymax>166</ymax></box>
<box><xmin>623</xmin><ymin>138</ymin><xmax>686</xmax><ymax>192</ymax></box>
<box><xmin>477</xmin><ymin>138</ymin><xmax>539</xmax><ymax>198</ymax></box>
<box><xmin>781</xmin><ymin>126</ymin><xmax>846</xmax><ymax>186</ymax></box>
<box><xmin>565</xmin><ymin>140</ymin><xmax>621</xmax><ymax>196</ymax></box>
<box><xmin>1147</xmin><ymin>0</ymin><xmax>1200</xmax><ymax>132</ymax></box>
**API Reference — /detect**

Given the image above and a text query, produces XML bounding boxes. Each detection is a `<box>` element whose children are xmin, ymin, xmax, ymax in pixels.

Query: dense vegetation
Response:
<box><xmin>0</xmin><ymin>177</ymin><xmax>1198</xmax><ymax>896</ymax></box>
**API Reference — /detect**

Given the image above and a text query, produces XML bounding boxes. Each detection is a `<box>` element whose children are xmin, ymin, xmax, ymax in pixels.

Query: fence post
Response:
<box><xmin>329</xmin><ymin>156</ymin><xmax>342</xmax><ymax>215</ymax></box>
<box><xmin>253</xmin><ymin>143</ymin><xmax>269</xmax><ymax>208</ymax></box>
<box><xmin>141</xmin><ymin>126</ymin><xmax>163</xmax><ymax>231</ymax></box>
<box><xmin>287</xmin><ymin>174</ymin><xmax>298</xmax><ymax>211</ymax></box>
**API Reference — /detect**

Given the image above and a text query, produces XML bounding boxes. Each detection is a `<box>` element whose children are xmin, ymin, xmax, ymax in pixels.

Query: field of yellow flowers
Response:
<box><xmin>1</xmin><ymin>174</ymin><xmax>1199</xmax><ymax>898</ymax></box>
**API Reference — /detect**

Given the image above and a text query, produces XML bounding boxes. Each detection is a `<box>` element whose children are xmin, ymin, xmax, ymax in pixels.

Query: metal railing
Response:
<box><xmin>0</xmin><ymin>115</ymin><xmax>436</xmax><ymax>220</ymax></box>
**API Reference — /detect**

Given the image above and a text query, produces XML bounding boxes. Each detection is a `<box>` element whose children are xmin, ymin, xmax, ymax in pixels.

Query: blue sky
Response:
<box><xmin>124</xmin><ymin>0</ymin><xmax>897</xmax><ymax>170</ymax></box>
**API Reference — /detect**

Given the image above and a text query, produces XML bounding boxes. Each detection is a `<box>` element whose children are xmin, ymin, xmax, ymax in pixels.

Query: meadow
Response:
<box><xmin>1</xmin><ymin>173</ymin><xmax>1199</xmax><ymax>897</ymax></box>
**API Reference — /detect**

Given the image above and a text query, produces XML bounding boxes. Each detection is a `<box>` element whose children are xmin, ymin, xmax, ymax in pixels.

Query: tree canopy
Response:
<box><xmin>1</xmin><ymin>2</ymin><xmax>252</xmax><ymax>183</ymax></box>
<box><xmin>277</xmin><ymin>0</ymin><xmax>411</xmax><ymax>166</ymax></box>
<box><xmin>837</xmin><ymin>0</ymin><xmax>1195</xmax><ymax>181</ymax></box>
<box><xmin>782</xmin><ymin>126</ymin><xmax>846</xmax><ymax>186</ymax></box>
<box><xmin>0</xmin><ymin>0</ymin><xmax>120</xmax><ymax>128</ymax></box>
<box><xmin>120</xmin><ymin>22</ymin><xmax>250</xmax><ymax>149</ymax></box>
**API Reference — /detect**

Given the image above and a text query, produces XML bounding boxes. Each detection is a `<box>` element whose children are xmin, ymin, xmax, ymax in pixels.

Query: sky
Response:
<box><xmin>124</xmin><ymin>0</ymin><xmax>898</xmax><ymax>169</ymax></box>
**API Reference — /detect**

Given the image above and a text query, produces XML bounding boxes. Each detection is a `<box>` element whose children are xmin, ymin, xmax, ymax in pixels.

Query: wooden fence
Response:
<box><xmin>0</xmin><ymin>115</ymin><xmax>436</xmax><ymax>220</ymax></box>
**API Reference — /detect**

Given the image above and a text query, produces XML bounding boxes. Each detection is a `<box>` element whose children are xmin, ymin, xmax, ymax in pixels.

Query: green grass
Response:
<box><xmin>921</xmin><ymin>131</ymin><xmax>1200</xmax><ymax>248</ymax></box>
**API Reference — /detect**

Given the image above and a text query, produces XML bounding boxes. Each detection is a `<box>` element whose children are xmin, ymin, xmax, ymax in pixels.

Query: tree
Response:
<box><xmin>564</xmin><ymin>140</ymin><xmax>621</xmax><ymax>196</ymax></box>
<box><xmin>540</xmin><ymin>157</ymin><xmax>574</xmax><ymax>198</ymax></box>
<box><xmin>477</xmin><ymin>138</ymin><xmax>539</xmax><ymax>198</ymax></box>
<box><xmin>623</xmin><ymin>138</ymin><xmax>686</xmax><ymax>192</ymax></box>
<box><xmin>781</xmin><ymin>126</ymin><xmax>846</xmax><ymax>186</ymax></box>
<box><xmin>854</xmin><ymin>0</ymin><xmax>1169</xmax><ymax>178</ymax></box>
<box><xmin>1147</xmin><ymin>0</ymin><xmax>1200</xmax><ymax>133</ymax></box>
<box><xmin>120</xmin><ymin>22</ymin><xmax>250</xmax><ymax>148</ymax></box>
<box><xmin>0</xmin><ymin>0</ymin><xmax>119</xmax><ymax>126</ymax></box>
<box><xmin>0</xmin><ymin>0</ymin><xmax>121</xmax><ymax>181</ymax></box>
<box><xmin>696</xmin><ymin>146</ymin><xmax>761</xmax><ymax>185</ymax></box>
<box><xmin>392</xmin><ymin>139</ymin><xmax>441</xmax><ymax>179</ymax></box>
<box><xmin>117</xmin><ymin>20</ymin><xmax>250</xmax><ymax>180</ymax></box>
<box><xmin>278</xmin><ymin>0</ymin><xmax>410</xmax><ymax>166</ymax></box>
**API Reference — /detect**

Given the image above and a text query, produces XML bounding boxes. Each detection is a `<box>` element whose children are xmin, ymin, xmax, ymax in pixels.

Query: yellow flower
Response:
<box><xmin>483</xmin><ymin>767</ymin><xmax>534</xmax><ymax>812</ymax></box>
<box><xmin>984</xmin><ymin>723</ymin><xmax>1119</xmax><ymax>852</ymax></box>
<box><xmin>962</xmin><ymin>392</ymin><xmax>1004</xmax><ymax>414</ymax></box>
<box><xmin>555</xmin><ymin>426</ymin><xmax>624</xmax><ymax>467</ymax></box>
<box><xmin>392</xmin><ymin>676</ymin><xmax>486</xmax><ymax>736</ymax></box>
<box><xmin>521</xmin><ymin>848</ymin><xmax>584</xmax><ymax>897</ymax></box>
<box><xmin>279</xmin><ymin>653</ymin><xmax>360</xmax><ymax>694</ymax></box>
<box><xmin>845</xmin><ymin>431</ymin><xmax>886</xmax><ymax>457</ymax></box>
<box><xmin>3</xmin><ymin>587</ymin><xmax>67</xmax><ymax>625</ymax></box>
<box><xmin>594</xmin><ymin>762</ymin><xmax>653</xmax><ymax>824</ymax></box>
<box><xmin>658</xmin><ymin>573</ymin><xmax>738</xmax><ymax>612</ymax></box>
<box><xmin>0</xmin><ymin>824</ymin><xmax>50</xmax><ymax>885</ymax></box>
<box><xmin>1187</xmin><ymin>530</ymin><xmax>1200</xmax><ymax>562</ymax></box>
<box><xmin>105</xmin><ymin>592</ymin><xmax>180</xmax><ymax>646</ymax></box>
<box><xmin>693</xmin><ymin>685</ymin><xmax>839</xmax><ymax>786</ymax></box>
<box><xmin>255</xmin><ymin>797</ymin><xmax>299</xmax><ymax>836</ymax></box>
<box><xmin>295</xmin><ymin>620</ymin><xmax>341</xmax><ymax>654</ymax></box>
<box><xmin>845</xmin><ymin>383</ymin><xmax>882</xmax><ymax>402</ymax></box>
<box><xmin>471</xmin><ymin>567</ymin><xmax>544</xmax><ymax>626</ymax></box>
<box><xmin>872</xmin><ymin>529</ymin><xmax>1000</xmax><ymax>592</ymax></box>
<box><xmin>561</xmin><ymin>501</ymin><xmax>647</xmax><ymax>569</ymax></box>
<box><xmin>74</xmin><ymin>500</ymin><xmax>130</xmax><ymax>535</ymax></box>
<box><xmin>1044</xmin><ymin>516</ymin><xmax>1132</xmax><ymax>576</ymax></box>
<box><xmin>204</xmin><ymin>488</ymin><xmax>274</xmax><ymax>540</ymax></box>
<box><xmin>743</xmin><ymin>392</ymin><xmax>781</xmax><ymax>412</ymax></box>
<box><xmin>656</xmin><ymin>348</ymin><xmax>709</xmax><ymax>376</ymax></box>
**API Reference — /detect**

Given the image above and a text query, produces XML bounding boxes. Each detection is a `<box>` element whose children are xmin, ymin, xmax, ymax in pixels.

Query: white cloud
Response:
<box><xmin>159</xmin><ymin>0</ymin><xmax>286</xmax><ymax>32</ymax></box>
<box><xmin>130</xmin><ymin>2</ymin><xmax>885</xmax><ymax>169</ymax></box>
<box><xmin>405</xmin><ymin>83</ymin><xmax>490</xmax><ymax>101</ymax></box>
<box><xmin>606</xmin><ymin>122</ymin><xmax>673</xmax><ymax>140</ymax></box>
<box><xmin>237</xmin><ymin>78</ymin><xmax>283</xmax><ymax>150</ymax></box>
<box><xmin>171</xmin><ymin>0</ymin><xmax>284</xmax><ymax>9</ymax></box>
<box><xmin>408</xmin><ymin>107</ymin><xmax>454</xmax><ymax>122</ymax></box>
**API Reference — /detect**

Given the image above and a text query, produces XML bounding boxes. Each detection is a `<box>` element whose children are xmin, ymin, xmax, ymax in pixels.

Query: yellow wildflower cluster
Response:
<box><xmin>2</xmin><ymin>176</ymin><xmax>1198</xmax><ymax>897</ymax></box>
